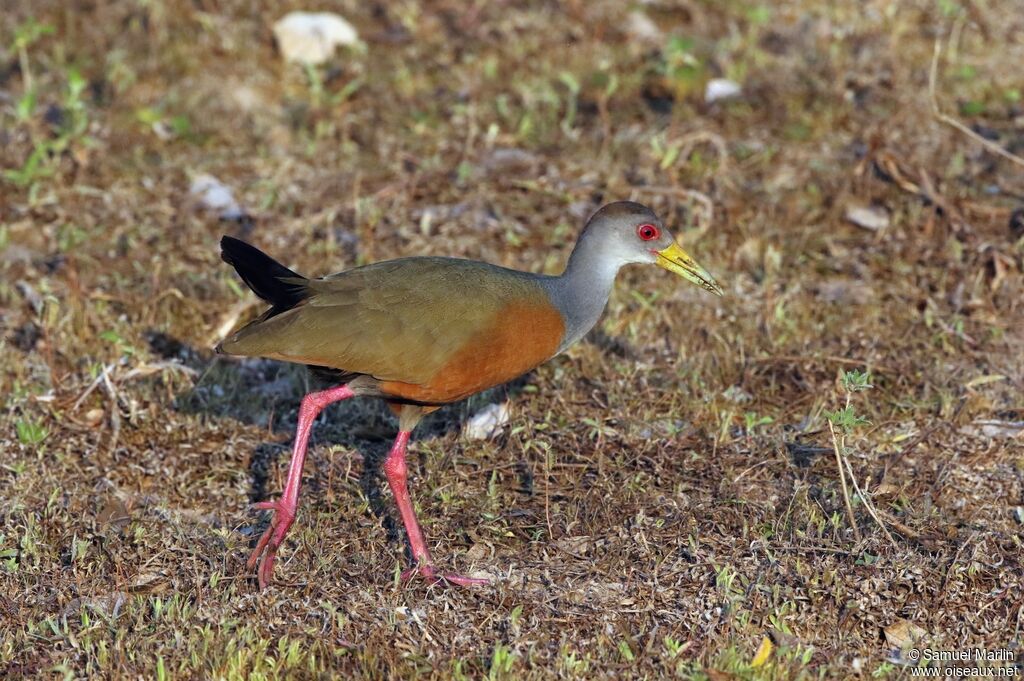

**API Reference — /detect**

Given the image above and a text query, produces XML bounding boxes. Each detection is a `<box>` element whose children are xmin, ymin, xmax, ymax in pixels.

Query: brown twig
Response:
<box><xmin>883</xmin><ymin>419</ymin><xmax>946</xmax><ymax>474</ymax></box>
<box><xmin>209</xmin><ymin>298</ymin><xmax>261</xmax><ymax>348</ymax></box>
<box><xmin>101</xmin><ymin>368</ymin><xmax>122</xmax><ymax>454</ymax></box>
<box><xmin>876</xmin><ymin>510</ymin><xmax>923</xmax><ymax>542</ymax></box>
<box><xmin>840</xmin><ymin>450</ymin><xmax>898</xmax><ymax>548</ymax></box>
<box><xmin>772</xmin><ymin>545</ymin><xmax>853</xmax><ymax>556</ymax></box>
<box><xmin>750</xmin><ymin>355</ymin><xmax>896</xmax><ymax>374</ymax></box>
<box><xmin>71</xmin><ymin>363</ymin><xmax>114</xmax><ymax>413</ymax></box>
<box><xmin>827</xmin><ymin>419</ymin><xmax>861</xmax><ymax>542</ymax></box>
<box><xmin>929</xmin><ymin>32</ymin><xmax>1024</xmax><ymax>169</ymax></box>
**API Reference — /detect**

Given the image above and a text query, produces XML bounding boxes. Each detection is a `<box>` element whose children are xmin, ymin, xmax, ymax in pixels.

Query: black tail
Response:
<box><xmin>220</xmin><ymin>236</ymin><xmax>308</xmax><ymax>311</ymax></box>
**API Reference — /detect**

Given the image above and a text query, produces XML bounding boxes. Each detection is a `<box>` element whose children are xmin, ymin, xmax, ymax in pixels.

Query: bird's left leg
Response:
<box><xmin>382</xmin><ymin>407</ymin><xmax>488</xmax><ymax>587</ymax></box>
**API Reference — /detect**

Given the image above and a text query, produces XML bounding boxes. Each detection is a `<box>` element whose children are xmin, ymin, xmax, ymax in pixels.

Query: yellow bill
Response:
<box><xmin>655</xmin><ymin>242</ymin><xmax>724</xmax><ymax>296</ymax></box>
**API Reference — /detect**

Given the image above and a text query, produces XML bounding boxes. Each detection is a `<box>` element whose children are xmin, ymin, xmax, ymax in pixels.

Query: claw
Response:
<box><xmin>245</xmin><ymin>498</ymin><xmax>295</xmax><ymax>588</ymax></box>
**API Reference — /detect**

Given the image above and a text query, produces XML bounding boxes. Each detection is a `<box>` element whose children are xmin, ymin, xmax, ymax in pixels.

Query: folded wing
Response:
<box><xmin>219</xmin><ymin>257</ymin><xmax>565</xmax><ymax>397</ymax></box>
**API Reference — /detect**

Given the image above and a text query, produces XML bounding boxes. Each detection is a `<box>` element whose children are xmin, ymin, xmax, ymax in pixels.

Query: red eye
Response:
<box><xmin>637</xmin><ymin>223</ymin><xmax>659</xmax><ymax>241</ymax></box>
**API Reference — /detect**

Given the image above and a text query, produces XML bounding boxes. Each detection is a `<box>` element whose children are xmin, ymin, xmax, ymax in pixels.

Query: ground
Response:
<box><xmin>2</xmin><ymin>1</ymin><xmax>1023</xmax><ymax>679</ymax></box>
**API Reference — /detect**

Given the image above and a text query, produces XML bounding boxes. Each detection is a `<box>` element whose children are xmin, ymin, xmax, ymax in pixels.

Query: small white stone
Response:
<box><xmin>626</xmin><ymin>11</ymin><xmax>663</xmax><ymax>42</ymax></box>
<box><xmin>463</xmin><ymin>402</ymin><xmax>510</xmax><ymax>441</ymax></box>
<box><xmin>189</xmin><ymin>174</ymin><xmax>244</xmax><ymax>220</ymax></box>
<box><xmin>844</xmin><ymin>204</ymin><xmax>890</xmax><ymax>231</ymax></box>
<box><xmin>704</xmin><ymin>78</ymin><xmax>742</xmax><ymax>103</ymax></box>
<box><xmin>272</xmin><ymin>12</ymin><xmax>359</xmax><ymax>66</ymax></box>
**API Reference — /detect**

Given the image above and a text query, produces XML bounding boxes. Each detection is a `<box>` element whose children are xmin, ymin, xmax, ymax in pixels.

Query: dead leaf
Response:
<box><xmin>751</xmin><ymin>636</ymin><xmax>774</xmax><ymax>667</ymax></box>
<box><xmin>554</xmin><ymin>536</ymin><xmax>592</xmax><ymax>556</ymax></box>
<box><xmin>465</xmin><ymin>542</ymin><xmax>490</xmax><ymax>562</ymax></box>
<box><xmin>963</xmin><ymin>374</ymin><xmax>1007</xmax><ymax>389</ymax></box>
<box><xmin>97</xmin><ymin>495</ymin><xmax>131</xmax><ymax>532</ymax></box>
<box><xmin>84</xmin><ymin>408</ymin><xmax>105</xmax><ymax>427</ymax></box>
<box><xmin>959</xmin><ymin>420</ymin><xmax>1024</xmax><ymax>439</ymax></box>
<box><xmin>816</xmin><ymin>278</ymin><xmax>874</xmax><ymax>305</ymax></box>
<box><xmin>883</xmin><ymin>619</ymin><xmax>927</xmax><ymax>649</ymax></box>
<box><xmin>130</xmin><ymin>571</ymin><xmax>169</xmax><ymax>593</ymax></box>
<box><xmin>63</xmin><ymin>592</ymin><xmax>128</xmax><ymax>619</ymax></box>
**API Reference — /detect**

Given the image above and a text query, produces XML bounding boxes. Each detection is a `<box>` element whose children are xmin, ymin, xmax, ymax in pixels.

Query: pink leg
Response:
<box><xmin>382</xmin><ymin>430</ymin><xmax>488</xmax><ymax>587</ymax></box>
<box><xmin>247</xmin><ymin>384</ymin><xmax>355</xmax><ymax>589</ymax></box>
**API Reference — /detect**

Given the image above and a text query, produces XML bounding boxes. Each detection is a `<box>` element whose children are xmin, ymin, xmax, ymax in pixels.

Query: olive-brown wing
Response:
<box><xmin>219</xmin><ymin>257</ymin><xmax>566</xmax><ymax>396</ymax></box>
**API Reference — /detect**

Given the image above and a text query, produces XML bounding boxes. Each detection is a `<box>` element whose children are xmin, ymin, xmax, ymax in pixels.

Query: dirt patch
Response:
<box><xmin>2</xmin><ymin>1</ymin><xmax>1023</xmax><ymax>678</ymax></box>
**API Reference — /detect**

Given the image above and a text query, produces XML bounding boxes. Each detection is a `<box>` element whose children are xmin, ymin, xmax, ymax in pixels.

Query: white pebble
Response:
<box><xmin>463</xmin><ymin>402</ymin><xmax>511</xmax><ymax>441</ymax></box>
<box><xmin>844</xmin><ymin>205</ymin><xmax>890</xmax><ymax>231</ymax></box>
<box><xmin>189</xmin><ymin>174</ymin><xmax>244</xmax><ymax>220</ymax></box>
<box><xmin>705</xmin><ymin>78</ymin><xmax>742</xmax><ymax>103</ymax></box>
<box><xmin>273</xmin><ymin>12</ymin><xmax>359</xmax><ymax>66</ymax></box>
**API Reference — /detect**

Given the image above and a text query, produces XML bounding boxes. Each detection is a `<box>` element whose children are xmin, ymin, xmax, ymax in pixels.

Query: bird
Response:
<box><xmin>217</xmin><ymin>201</ymin><xmax>722</xmax><ymax>589</ymax></box>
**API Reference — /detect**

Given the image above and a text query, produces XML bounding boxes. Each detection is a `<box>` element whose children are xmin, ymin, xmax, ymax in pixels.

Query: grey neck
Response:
<box><xmin>540</xmin><ymin>236</ymin><xmax>625</xmax><ymax>353</ymax></box>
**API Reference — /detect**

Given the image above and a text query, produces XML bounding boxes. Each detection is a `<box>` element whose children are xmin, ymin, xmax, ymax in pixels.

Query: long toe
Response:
<box><xmin>440</xmin><ymin>572</ymin><xmax>490</xmax><ymax>587</ymax></box>
<box><xmin>258</xmin><ymin>553</ymin><xmax>277</xmax><ymax>590</ymax></box>
<box><xmin>402</xmin><ymin>565</ymin><xmax>488</xmax><ymax>588</ymax></box>
<box><xmin>246</xmin><ymin>525</ymin><xmax>274</xmax><ymax>571</ymax></box>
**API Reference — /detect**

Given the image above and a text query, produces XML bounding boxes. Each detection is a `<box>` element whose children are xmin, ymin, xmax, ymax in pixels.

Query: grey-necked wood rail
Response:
<box><xmin>217</xmin><ymin>201</ymin><xmax>722</xmax><ymax>588</ymax></box>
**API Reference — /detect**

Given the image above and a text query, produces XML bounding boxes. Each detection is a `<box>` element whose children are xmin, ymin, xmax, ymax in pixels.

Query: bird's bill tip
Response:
<box><xmin>655</xmin><ymin>242</ymin><xmax>724</xmax><ymax>297</ymax></box>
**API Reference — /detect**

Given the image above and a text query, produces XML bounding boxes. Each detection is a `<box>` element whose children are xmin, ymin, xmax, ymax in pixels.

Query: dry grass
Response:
<box><xmin>2</xmin><ymin>0</ymin><xmax>1023</xmax><ymax>678</ymax></box>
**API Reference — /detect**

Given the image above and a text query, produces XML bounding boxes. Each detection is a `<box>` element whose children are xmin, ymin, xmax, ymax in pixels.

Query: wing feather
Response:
<box><xmin>218</xmin><ymin>257</ymin><xmax>555</xmax><ymax>385</ymax></box>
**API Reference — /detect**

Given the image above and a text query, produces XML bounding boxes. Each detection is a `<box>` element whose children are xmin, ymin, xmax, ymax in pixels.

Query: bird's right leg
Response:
<box><xmin>247</xmin><ymin>384</ymin><xmax>355</xmax><ymax>589</ymax></box>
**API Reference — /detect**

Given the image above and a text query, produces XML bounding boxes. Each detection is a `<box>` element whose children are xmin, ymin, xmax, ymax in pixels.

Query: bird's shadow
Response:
<box><xmin>144</xmin><ymin>330</ymin><xmax>529</xmax><ymax>555</ymax></box>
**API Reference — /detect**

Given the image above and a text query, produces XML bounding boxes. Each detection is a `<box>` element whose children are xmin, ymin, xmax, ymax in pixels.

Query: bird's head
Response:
<box><xmin>581</xmin><ymin>201</ymin><xmax>723</xmax><ymax>296</ymax></box>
